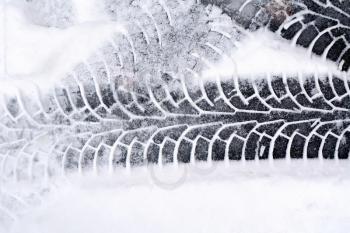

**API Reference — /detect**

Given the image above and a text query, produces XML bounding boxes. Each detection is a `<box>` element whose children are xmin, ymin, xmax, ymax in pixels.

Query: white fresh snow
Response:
<box><xmin>232</xmin><ymin>30</ymin><xmax>342</xmax><ymax>75</ymax></box>
<box><xmin>9</xmin><ymin>161</ymin><xmax>350</xmax><ymax>233</ymax></box>
<box><xmin>202</xmin><ymin>29</ymin><xmax>343</xmax><ymax>80</ymax></box>
<box><xmin>0</xmin><ymin>0</ymin><xmax>120</xmax><ymax>88</ymax></box>
<box><xmin>72</xmin><ymin>0</ymin><xmax>108</xmax><ymax>23</ymax></box>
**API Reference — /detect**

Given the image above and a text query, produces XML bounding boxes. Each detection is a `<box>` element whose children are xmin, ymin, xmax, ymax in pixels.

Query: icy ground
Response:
<box><xmin>1</xmin><ymin>0</ymin><xmax>350</xmax><ymax>232</ymax></box>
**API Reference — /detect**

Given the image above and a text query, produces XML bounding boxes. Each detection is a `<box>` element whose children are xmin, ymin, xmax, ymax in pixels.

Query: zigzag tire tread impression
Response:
<box><xmin>0</xmin><ymin>0</ymin><xmax>350</xmax><ymax>182</ymax></box>
<box><xmin>1</xmin><ymin>70</ymin><xmax>350</xmax><ymax>180</ymax></box>
<box><xmin>0</xmin><ymin>0</ymin><xmax>239</xmax><ymax>176</ymax></box>
<box><xmin>0</xmin><ymin>1</ymin><xmax>242</xmax><ymax>227</ymax></box>
<box><xmin>201</xmin><ymin>0</ymin><xmax>350</xmax><ymax>71</ymax></box>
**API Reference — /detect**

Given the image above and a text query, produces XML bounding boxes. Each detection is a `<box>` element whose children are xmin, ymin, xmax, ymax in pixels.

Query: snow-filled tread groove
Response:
<box><xmin>202</xmin><ymin>0</ymin><xmax>350</xmax><ymax>71</ymax></box>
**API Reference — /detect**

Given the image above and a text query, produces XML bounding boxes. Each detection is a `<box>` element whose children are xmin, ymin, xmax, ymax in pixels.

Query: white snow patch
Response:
<box><xmin>0</xmin><ymin>1</ymin><xmax>118</xmax><ymax>89</ymax></box>
<box><xmin>202</xmin><ymin>30</ymin><xmax>343</xmax><ymax>80</ymax></box>
<box><xmin>8</xmin><ymin>161</ymin><xmax>350</xmax><ymax>233</ymax></box>
<box><xmin>71</xmin><ymin>0</ymin><xmax>108</xmax><ymax>23</ymax></box>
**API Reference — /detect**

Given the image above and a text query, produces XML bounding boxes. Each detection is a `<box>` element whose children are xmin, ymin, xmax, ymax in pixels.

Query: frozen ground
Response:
<box><xmin>1</xmin><ymin>1</ymin><xmax>350</xmax><ymax>233</ymax></box>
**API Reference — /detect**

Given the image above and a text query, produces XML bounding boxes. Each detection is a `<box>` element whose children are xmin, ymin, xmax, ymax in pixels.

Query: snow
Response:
<box><xmin>202</xmin><ymin>29</ymin><xmax>343</xmax><ymax>80</ymax></box>
<box><xmin>0</xmin><ymin>0</ymin><xmax>120</xmax><ymax>89</ymax></box>
<box><xmin>9</xmin><ymin>161</ymin><xmax>350</xmax><ymax>233</ymax></box>
<box><xmin>22</xmin><ymin>0</ymin><xmax>74</xmax><ymax>28</ymax></box>
<box><xmin>71</xmin><ymin>0</ymin><xmax>108</xmax><ymax>23</ymax></box>
<box><xmin>0</xmin><ymin>1</ymin><xmax>343</xmax><ymax>88</ymax></box>
<box><xmin>1</xmin><ymin>1</ymin><xmax>350</xmax><ymax>233</ymax></box>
